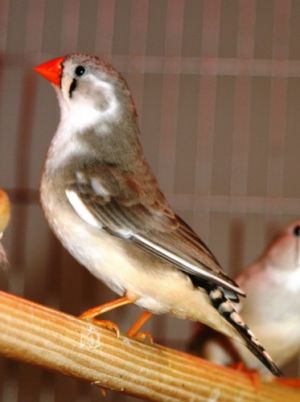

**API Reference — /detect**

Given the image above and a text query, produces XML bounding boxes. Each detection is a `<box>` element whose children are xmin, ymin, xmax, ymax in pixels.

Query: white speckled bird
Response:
<box><xmin>189</xmin><ymin>220</ymin><xmax>300</xmax><ymax>375</ymax></box>
<box><xmin>35</xmin><ymin>54</ymin><xmax>281</xmax><ymax>376</ymax></box>
<box><xmin>0</xmin><ymin>189</ymin><xmax>10</xmax><ymax>268</ymax></box>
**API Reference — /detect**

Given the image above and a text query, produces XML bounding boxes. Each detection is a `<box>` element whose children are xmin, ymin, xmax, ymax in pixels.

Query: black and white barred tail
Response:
<box><xmin>207</xmin><ymin>287</ymin><xmax>282</xmax><ymax>376</ymax></box>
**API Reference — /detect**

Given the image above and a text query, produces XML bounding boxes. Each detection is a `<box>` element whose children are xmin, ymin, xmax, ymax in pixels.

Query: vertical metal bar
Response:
<box><xmin>0</xmin><ymin>0</ymin><xmax>10</xmax><ymax>53</ymax></box>
<box><xmin>228</xmin><ymin>0</ymin><xmax>256</xmax><ymax>275</ymax></box>
<box><xmin>0</xmin><ymin>2</ymin><xmax>16</xmax><ymax>401</ymax></box>
<box><xmin>128</xmin><ymin>0</ymin><xmax>149</xmax><ymax>114</ymax></box>
<box><xmin>95</xmin><ymin>0</ymin><xmax>115</xmax><ymax>59</ymax></box>
<box><xmin>60</xmin><ymin>0</ymin><xmax>80</xmax><ymax>53</ymax></box>
<box><xmin>25</xmin><ymin>0</ymin><xmax>45</xmax><ymax>53</ymax></box>
<box><xmin>157</xmin><ymin>0</ymin><xmax>184</xmax><ymax>345</ymax></box>
<box><xmin>10</xmin><ymin>0</ymin><xmax>45</xmax><ymax>296</ymax></box>
<box><xmin>9</xmin><ymin>2</ymin><xmax>46</xmax><ymax>401</ymax></box>
<box><xmin>266</xmin><ymin>0</ymin><xmax>291</xmax><ymax>232</ymax></box>
<box><xmin>0</xmin><ymin>0</ymin><xmax>10</xmax><ymax>227</ymax></box>
<box><xmin>230</xmin><ymin>0</ymin><xmax>256</xmax><ymax>203</ymax></box>
<box><xmin>193</xmin><ymin>0</ymin><xmax>221</xmax><ymax>239</ymax></box>
<box><xmin>158</xmin><ymin>0</ymin><xmax>184</xmax><ymax>195</ymax></box>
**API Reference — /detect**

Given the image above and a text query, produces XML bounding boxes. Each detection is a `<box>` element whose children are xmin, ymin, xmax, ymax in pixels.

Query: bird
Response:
<box><xmin>34</xmin><ymin>54</ymin><xmax>281</xmax><ymax>376</ymax></box>
<box><xmin>189</xmin><ymin>220</ymin><xmax>300</xmax><ymax>376</ymax></box>
<box><xmin>0</xmin><ymin>189</ymin><xmax>10</xmax><ymax>269</ymax></box>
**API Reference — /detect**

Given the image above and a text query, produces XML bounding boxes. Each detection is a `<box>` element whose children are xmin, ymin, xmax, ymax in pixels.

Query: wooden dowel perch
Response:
<box><xmin>0</xmin><ymin>291</ymin><xmax>298</xmax><ymax>402</ymax></box>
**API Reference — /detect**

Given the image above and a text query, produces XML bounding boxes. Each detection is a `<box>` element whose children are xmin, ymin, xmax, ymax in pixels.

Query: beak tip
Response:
<box><xmin>33</xmin><ymin>64</ymin><xmax>43</xmax><ymax>75</ymax></box>
<box><xmin>34</xmin><ymin>56</ymin><xmax>64</xmax><ymax>86</ymax></box>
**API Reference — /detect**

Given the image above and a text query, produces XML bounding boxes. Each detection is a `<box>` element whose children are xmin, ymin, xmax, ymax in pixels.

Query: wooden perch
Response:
<box><xmin>0</xmin><ymin>291</ymin><xmax>298</xmax><ymax>402</ymax></box>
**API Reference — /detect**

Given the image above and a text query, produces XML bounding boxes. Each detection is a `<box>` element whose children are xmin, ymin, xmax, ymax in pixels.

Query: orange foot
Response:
<box><xmin>127</xmin><ymin>311</ymin><xmax>153</xmax><ymax>344</ymax></box>
<box><xmin>130</xmin><ymin>331</ymin><xmax>154</xmax><ymax>345</ymax></box>
<box><xmin>79</xmin><ymin>296</ymin><xmax>136</xmax><ymax>337</ymax></box>
<box><xmin>231</xmin><ymin>362</ymin><xmax>261</xmax><ymax>391</ymax></box>
<box><xmin>87</xmin><ymin>319</ymin><xmax>120</xmax><ymax>337</ymax></box>
<box><xmin>275</xmin><ymin>378</ymin><xmax>300</xmax><ymax>388</ymax></box>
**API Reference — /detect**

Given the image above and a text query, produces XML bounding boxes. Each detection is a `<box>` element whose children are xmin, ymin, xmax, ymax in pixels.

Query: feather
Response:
<box><xmin>66</xmin><ymin>164</ymin><xmax>245</xmax><ymax>296</ymax></box>
<box><xmin>207</xmin><ymin>285</ymin><xmax>282</xmax><ymax>376</ymax></box>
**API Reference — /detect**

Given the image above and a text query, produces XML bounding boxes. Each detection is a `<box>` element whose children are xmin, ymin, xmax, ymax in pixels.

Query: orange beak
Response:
<box><xmin>34</xmin><ymin>56</ymin><xmax>65</xmax><ymax>86</ymax></box>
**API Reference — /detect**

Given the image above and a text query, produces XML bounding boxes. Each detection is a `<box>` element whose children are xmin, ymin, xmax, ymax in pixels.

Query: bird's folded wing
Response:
<box><xmin>65</xmin><ymin>165</ymin><xmax>244</xmax><ymax>297</ymax></box>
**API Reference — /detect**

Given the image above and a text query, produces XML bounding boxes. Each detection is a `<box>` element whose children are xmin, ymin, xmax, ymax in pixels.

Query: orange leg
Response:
<box><xmin>127</xmin><ymin>311</ymin><xmax>153</xmax><ymax>343</ymax></box>
<box><xmin>79</xmin><ymin>296</ymin><xmax>136</xmax><ymax>337</ymax></box>
<box><xmin>80</xmin><ymin>296</ymin><xmax>135</xmax><ymax>319</ymax></box>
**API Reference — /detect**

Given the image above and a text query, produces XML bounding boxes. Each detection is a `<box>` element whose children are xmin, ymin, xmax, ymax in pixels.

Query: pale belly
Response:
<box><xmin>40</xmin><ymin>182</ymin><xmax>239</xmax><ymax>342</ymax></box>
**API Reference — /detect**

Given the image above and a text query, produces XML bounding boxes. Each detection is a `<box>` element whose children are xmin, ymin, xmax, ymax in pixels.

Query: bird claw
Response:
<box><xmin>78</xmin><ymin>296</ymin><xmax>134</xmax><ymax>338</ymax></box>
<box><xmin>80</xmin><ymin>317</ymin><xmax>120</xmax><ymax>338</ymax></box>
<box><xmin>129</xmin><ymin>331</ymin><xmax>154</xmax><ymax>345</ymax></box>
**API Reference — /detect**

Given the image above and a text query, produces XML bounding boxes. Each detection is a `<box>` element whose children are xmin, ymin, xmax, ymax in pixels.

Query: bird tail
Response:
<box><xmin>207</xmin><ymin>286</ymin><xmax>282</xmax><ymax>376</ymax></box>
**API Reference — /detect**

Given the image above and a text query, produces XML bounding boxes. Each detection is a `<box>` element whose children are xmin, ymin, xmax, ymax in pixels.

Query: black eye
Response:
<box><xmin>293</xmin><ymin>225</ymin><xmax>300</xmax><ymax>237</ymax></box>
<box><xmin>75</xmin><ymin>65</ymin><xmax>85</xmax><ymax>77</ymax></box>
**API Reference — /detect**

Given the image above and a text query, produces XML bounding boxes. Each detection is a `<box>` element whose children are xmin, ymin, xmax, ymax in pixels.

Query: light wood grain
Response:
<box><xmin>0</xmin><ymin>290</ymin><xmax>298</xmax><ymax>401</ymax></box>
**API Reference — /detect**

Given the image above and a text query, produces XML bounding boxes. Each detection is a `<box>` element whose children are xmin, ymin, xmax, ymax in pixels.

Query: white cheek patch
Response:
<box><xmin>94</xmin><ymin>79</ymin><xmax>119</xmax><ymax>119</ymax></box>
<box><xmin>88</xmin><ymin>77</ymin><xmax>120</xmax><ymax>134</ymax></box>
<box><xmin>61</xmin><ymin>77</ymin><xmax>120</xmax><ymax>134</ymax></box>
<box><xmin>66</xmin><ymin>189</ymin><xmax>102</xmax><ymax>229</ymax></box>
<box><xmin>67</xmin><ymin>100</ymin><xmax>101</xmax><ymax>132</ymax></box>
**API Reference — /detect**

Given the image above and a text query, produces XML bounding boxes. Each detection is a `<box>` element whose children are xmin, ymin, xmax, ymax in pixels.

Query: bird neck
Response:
<box><xmin>44</xmin><ymin>114</ymin><xmax>144</xmax><ymax>175</ymax></box>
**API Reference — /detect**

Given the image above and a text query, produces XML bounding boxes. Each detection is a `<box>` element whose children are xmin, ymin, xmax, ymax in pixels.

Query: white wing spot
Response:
<box><xmin>66</xmin><ymin>189</ymin><xmax>102</xmax><ymax>229</ymax></box>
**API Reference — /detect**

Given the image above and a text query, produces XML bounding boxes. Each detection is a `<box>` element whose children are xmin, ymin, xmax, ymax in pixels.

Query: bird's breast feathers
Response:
<box><xmin>40</xmin><ymin>176</ymin><xmax>238</xmax><ymax>339</ymax></box>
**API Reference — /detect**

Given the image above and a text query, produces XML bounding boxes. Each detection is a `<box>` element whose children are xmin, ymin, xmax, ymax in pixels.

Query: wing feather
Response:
<box><xmin>67</xmin><ymin>165</ymin><xmax>245</xmax><ymax>296</ymax></box>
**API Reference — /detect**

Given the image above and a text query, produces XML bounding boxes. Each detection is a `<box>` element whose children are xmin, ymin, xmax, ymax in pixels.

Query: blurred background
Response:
<box><xmin>0</xmin><ymin>0</ymin><xmax>300</xmax><ymax>400</ymax></box>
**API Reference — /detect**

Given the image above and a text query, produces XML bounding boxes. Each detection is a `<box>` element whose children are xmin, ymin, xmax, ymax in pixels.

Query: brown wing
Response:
<box><xmin>66</xmin><ymin>164</ymin><xmax>244</xmax><ymax>296</ymax></box>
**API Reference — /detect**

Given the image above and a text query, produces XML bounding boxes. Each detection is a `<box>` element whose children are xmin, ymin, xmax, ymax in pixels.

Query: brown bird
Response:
<box><xmin>35</xmin><ymin>54</ymin><xmax>281</xmax><ymax>376</ymax></box>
